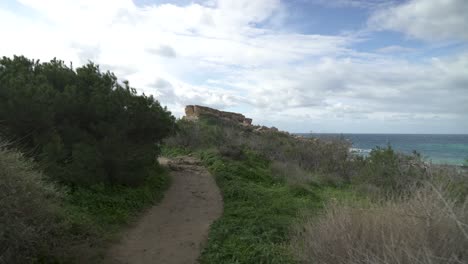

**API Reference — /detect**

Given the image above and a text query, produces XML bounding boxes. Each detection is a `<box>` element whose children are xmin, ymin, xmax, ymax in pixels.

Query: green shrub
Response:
<box><xmin>0</xmin><ymin>141</ymin><xmax>170</xmax><ymax>263</ymax></box>
<box><xmin>165</xmin><ymin>117</ymin><xmax>352</xmax><ymax>180</ymax></box>
<box><xmin>0</xmin><ymin>56</ymin><xmax>175</xmax><ymax>186</ymax></box>
<box><xmin>164</xmin><ymin>109</ymin><xmax>468</xmax><ymax>264</ymax></box>
<box><xmin>352</xmin><ymin>146</ymin><xmax>428</xmax><ymax>192</ymax></box>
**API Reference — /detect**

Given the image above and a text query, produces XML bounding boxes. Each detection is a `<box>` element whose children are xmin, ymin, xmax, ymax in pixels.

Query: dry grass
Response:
<box><xmin>293</xmin><ymin>182</ymin><xmax>468</xmax><ymax>264</ymax></box>
<box><xmin>165</xmin><ymin>117</ymin><xmax>353</xmax><ymax>180</ymax></box>
<box><xmin>270</xmin><ymin>161</ymin><xmax>314</xmax><ymax>186</ymax></box>
<box><xmin>1</xmin><ymin>138</ymin><xmax>171</xmax><ymax>263</ymax></box>
<box><xmin>0</xmin><ymin>142</ymin><xmax>68</xmax><ymax>263</ymax></box>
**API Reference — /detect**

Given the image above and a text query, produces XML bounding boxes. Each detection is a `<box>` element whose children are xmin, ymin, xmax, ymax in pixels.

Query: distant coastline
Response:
<box><xmin>299</xmin><ymin>133</ymin><xmax>468</xmax><ymax>166</ymax></box>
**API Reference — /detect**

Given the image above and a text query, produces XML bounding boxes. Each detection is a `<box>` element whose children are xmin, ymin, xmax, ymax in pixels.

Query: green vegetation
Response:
<box><xmin>0</xmin><ymin>141</ymin><xmax>170</xmax><ymax>263</ymax></box>
<box><xmin>0</xmin><ymin>143</ymin><xmax>68</xmax><ymax>263</ymax></box>
<box><xmin>64</xmin><ymin>169</ymin><xmax>168</xmax><ymax>231</ymax></box>
<box><xmin>164</xmin><ymin>115</ymin><xmax>468</xmax><ymax>264</ymax></box>
<box><xmin>0</xmin><ymin>56</ymin><xmax>174</xmax><ymax>263</ymax></box>
<box><xmin>0</xmin><ymin>56</ymin><xmax>175</xmax><ymax>186</ymax></box>
<box><xmin>1</xmin><ymin>55</ymin><xmax>467</xmax><ymax>263</ymax></box>
<box><xmin>164</xmin><ymin>117</ymin><xmax>354</xmax><ymax>263</ymax></box>
<box><xmin>197</xmin><ymin>151</ymin><xmax>321</xmax><ymax>263</ymax></box>
<box><xmin>351</xmin><ymin>146</ymin><xmax>428</xmax><ymax>193</ymax></box>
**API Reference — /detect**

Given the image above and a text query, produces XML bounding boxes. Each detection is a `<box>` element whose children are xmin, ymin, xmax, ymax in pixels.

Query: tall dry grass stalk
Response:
<box><xmin>0</xmin><ymin>142</ymin><xmax>66</xmax><ymax>263</ymax></box>
<box><xmin>293</xmin><ymin>183</ymin><xmax>468</xmax><ymax>264</ymax></box>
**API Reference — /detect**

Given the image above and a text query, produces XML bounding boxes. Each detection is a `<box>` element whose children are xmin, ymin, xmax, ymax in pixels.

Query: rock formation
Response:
<box><xmin>185</xmin><ymin>105</ymin><xmax>253</xmax><ymax>125</ymax></box>
<box><xmin>184</xmin><ymin>105</ymin><xmax>290</xmax><ymax>135</ymax></box>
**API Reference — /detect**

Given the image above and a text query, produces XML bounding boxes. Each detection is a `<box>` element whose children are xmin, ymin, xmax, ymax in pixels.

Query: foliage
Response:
<box><xmin>197</xmin><ymin>151</ymin><xmax>322</xmax><ymax>264</ymax></box>
<box><xmin>0</xmin><ymin>143</ymin><xmax>73</xmax><ymax>263</ymax></box>
<box><xmin>0</xmin><ymin>141</ymin><xmax>170</xmax><ymax>263</ymax></box>
<box><xmin>166</xmin><ymin>117</ymin><xmax>435</xmax><ymax>192</ymax></box>
<box><xmin>64</xmin><ymin>166</ymin><xmax>169</xmax><ymax>231</ymax></box>
<box><xmin>352</xmin><ymin>146</ymin><xmax>428</xmax><ymax>192</ymax></box>
<box><xmin>164</xmin><ymin>117</ymin><xmax>352</xmax><ymax>179</ymax></box>
<box><xmin>165</xmin><ymin>109</ymin><xmax>468</xmax><ymax>264</ymax></box>
<box><xmin>0</xmin><ymin>56</ymin><xmax>175</xmax><ymax>186</ymax></box>
<box><xmin>160</xmin><ymin>145</ymin><xmax>192</xmax><ymax>157</ymax></box>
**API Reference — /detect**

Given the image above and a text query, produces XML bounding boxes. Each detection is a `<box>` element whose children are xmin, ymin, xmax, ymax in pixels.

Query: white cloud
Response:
<box><xmin>0</xmin><ymin>0</ymin><xmax>467</xmax><ymax>133</ymax></box>
<box><xmin>147</xmin><ymin>45</ymin><xmax>177</xmax><ymax>58</ymax></box>
<box><xmin>376</xmin><ymin>45</ymin><xmax>415</xmax><ymax>53</ymax></box>
<box><xmin>220</xmin><ymin>53</ymin><xmax>468</xmax><ymax>115</ymax></box>
<box><xmin>369</xmin><ymin>0</ymin><xmax>468</xmax><ymax>42</ymax></box>
<box><xmin>312</xmin><ymin>0</ymin><xmax>397</xmax><ymax>9</ymax></box>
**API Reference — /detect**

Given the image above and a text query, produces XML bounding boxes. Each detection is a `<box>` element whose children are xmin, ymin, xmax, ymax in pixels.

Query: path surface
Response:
<box><xmin>106</xmin><ymin>156</ymin><xmax>223</xmax><ymax>264</ymax></box>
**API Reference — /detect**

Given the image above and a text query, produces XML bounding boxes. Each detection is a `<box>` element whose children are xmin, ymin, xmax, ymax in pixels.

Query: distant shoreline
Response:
<box><xmin>300</xmin><ymin>133</ymin><xmax>468</xmax><ymax>167</ymax></box>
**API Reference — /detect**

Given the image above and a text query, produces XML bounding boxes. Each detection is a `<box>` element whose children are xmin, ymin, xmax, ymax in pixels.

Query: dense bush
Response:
<box><xmin>352</xmin><ymin>147</ymin><xmax>429</xmax><ymax>192</ymax></box>
<box><xmin>0</xmin><ymin>56</ymin><xmax>175</xmax><ymax>186</ymax></box>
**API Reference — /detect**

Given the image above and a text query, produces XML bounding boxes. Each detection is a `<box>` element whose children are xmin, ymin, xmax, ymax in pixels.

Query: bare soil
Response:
<box><xmin>106</xmin><ymin>156</ymin><xmax>223</xmax><ymax>264</ymax></box>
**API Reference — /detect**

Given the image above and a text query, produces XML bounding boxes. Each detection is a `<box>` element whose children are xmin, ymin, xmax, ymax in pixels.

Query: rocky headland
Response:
<box><xmin>184</xmin><ymin>105</ymin><xmax>295</xmax><ymax>135</ymax></box>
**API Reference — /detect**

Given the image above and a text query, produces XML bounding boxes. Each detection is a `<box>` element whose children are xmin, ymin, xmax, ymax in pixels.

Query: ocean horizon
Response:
<box><xmin>300</xmin><ymin>133</ymin><xmax>468</xmax><ymax>166</ymax></box>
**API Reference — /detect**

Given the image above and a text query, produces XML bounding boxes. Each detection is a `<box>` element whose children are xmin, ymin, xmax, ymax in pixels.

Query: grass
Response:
<box><xmin>293</xmin><ymin>183</ymin><xmax>468</xmax><ymax>264</ymax></box>
<box><xmin>196</xmin><ymin>150</ymin><xmax>322</xmax><ymax>264</ymax></box>
<box><xmin>161</xmin><ymin>145</ymin><xmax>192</xmax><ymax>158</ymax></box>
<box><xmin>60</xmin><ymin>166</ymin><xmax>170</xmax><ymax>262</ymax></box>
<box><xmin>164</xmin><ymin>116</ymin><xmax>468</xmax><ymax>264</ymax></box>
<box><xmin>0</xmin><ymin>143</ymin><xmax>67</xmax><ymax>263</ymax></box>
<box><xmin>0</xmin><ymin>142</ymin><xmax>170</xmax><ymax>263</ymax></box>
<box><xmin>65</xmin><ymin>167</ymin><xmax>169</xmax><ymax>232</ymax></box>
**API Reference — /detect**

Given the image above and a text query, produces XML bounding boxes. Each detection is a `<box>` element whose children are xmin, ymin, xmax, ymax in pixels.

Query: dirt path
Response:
<box><xmin>106</xmin><ymin>156</ymin><xmax>223</xmax><ymax>264</ymax></box>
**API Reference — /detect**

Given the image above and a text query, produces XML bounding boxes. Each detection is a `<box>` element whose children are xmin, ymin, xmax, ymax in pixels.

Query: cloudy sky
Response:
<box><xmin>1</xmin><ymin>0</ymin><xmax>467</xmax><ymax>133</ymax></box>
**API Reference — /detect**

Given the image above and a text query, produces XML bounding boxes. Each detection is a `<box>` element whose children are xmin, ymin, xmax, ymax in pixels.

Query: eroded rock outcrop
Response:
<box><xmin>183</xmin><ymin>105</ymin><xmax>292</xmax><ymax>135</ymax></box>
<box><xmin>185</xmin><ymin>105</ymin><xmax>253</xmax><ymax>125</ymax></box>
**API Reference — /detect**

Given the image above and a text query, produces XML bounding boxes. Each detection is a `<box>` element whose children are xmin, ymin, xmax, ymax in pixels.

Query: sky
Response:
<box><xmin>0</xmin><ymin>0</ymin><xmax>467</xmax><ymax>134</ymax></box>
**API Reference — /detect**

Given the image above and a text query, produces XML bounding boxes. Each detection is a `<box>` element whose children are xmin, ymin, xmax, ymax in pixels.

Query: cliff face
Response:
<box><xmin>184</xmin><ymin>105</ymin><xmax>291</xmax><ymax>135</ymax></box>
<box><xmin>185</xmin><ymin>105</ymin><xmax>253</xmax><ymax>125</ymax></box>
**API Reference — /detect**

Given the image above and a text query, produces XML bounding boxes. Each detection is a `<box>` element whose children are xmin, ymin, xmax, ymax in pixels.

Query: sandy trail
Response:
<box><xmin>106</xmin><ymin>156</ymin><xmax>223</xmax><ymax>264</ymax></box>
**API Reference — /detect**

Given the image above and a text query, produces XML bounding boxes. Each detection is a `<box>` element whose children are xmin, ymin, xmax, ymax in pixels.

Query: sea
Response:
<box><xmin>302</xmin><ymin>134</ymin><xmax>468</xmax><ymax>166</ymax></box>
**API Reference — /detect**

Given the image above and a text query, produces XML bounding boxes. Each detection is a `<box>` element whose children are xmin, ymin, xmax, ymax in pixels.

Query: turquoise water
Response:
<box><xmin>304</xmin><ymin>134</ymin><xmax>468</xmax><ymax>166</ymax></box>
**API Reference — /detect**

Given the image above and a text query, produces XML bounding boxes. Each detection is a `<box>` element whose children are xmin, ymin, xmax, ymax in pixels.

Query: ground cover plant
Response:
<box><xmin>164</xmin><ymin>115</ymin><xmax>468</xmax><ymax>264</ymax></box>
<box><xmin>0</xmin><ymin>141</ymin><xmax>170</xmax><ymax>263</ymax></box>
<box><xmin>197</xmin><ymin>151</ymin><xmax>322</xmax><ymax>264</ymax></box>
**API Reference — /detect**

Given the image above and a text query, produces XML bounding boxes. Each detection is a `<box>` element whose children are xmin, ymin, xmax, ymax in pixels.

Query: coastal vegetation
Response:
<box><xmin>0</xmin><ymin>56</ymin><xmax>175</xmax><ymax>186</ymax></box>
<box><xmin>0</xmin><ymin>56</ymin><xmax>174</xmax><ymax>263</ymax></box>
<box><xmin>1</xmin><ymin>55</ymin><xmax>467</xmax><ymax>263</ymax></box>
<box><xmin>0</xmin><ymin>143</ymin><xmax>169</xmax><ymax>262</ymax></box>
<box><xmin>164</xmin><ymin>114</ymin><xmax>468</xmax><ymax>264</ymax></box>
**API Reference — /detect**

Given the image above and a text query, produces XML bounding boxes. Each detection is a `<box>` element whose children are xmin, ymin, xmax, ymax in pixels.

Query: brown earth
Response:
<box><xmin>106</xmin><ymin>156</ymin><xmax>223</xmax><ymax>264</ymax></box>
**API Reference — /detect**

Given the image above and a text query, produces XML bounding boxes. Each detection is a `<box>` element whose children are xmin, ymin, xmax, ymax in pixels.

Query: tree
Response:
<box><xmin>0</xmin><ymin>55</ymin><xmax>176</xmax><ymax>186</ymax></box>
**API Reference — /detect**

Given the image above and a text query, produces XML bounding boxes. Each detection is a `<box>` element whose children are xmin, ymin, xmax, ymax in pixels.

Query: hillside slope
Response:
<box><xmin>163</xmin><ymin>106</ymin><xmax>468</xmax><ymax>264</ymax></box>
